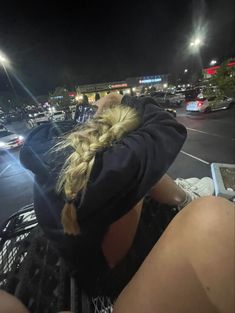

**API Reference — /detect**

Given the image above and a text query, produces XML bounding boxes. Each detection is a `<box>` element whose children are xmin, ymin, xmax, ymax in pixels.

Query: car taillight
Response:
<box><xmin>197</xmin><ymin>101</ymin><xmax>203</xmax><ymax>107</ymax></box>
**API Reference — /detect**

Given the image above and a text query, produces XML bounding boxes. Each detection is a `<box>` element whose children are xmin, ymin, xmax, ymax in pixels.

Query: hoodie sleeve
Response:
<box><xmin>119</xmin><ymin>95</ymin><xmax>187</xmax><ymax>201</ymax></box>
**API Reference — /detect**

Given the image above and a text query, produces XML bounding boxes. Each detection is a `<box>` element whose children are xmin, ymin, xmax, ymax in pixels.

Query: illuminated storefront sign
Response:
<box><xmin>204</xmin><ymin>61</ymin><xmax>235</xmax><ymax>76</ymax></box>
<box><xmin>139</xmin><ymin>77</ymin><xmax>162</xmax><ymax>84</ymax></box>
<box><xmin>51</xmin><ymin>96</ymin><xmax>63</xmax><ymax>99</ymax></box>
<box><xmin>110</xmin><ymin>83</ymin><xmax>128</xmax><ymax>89</ymax></box>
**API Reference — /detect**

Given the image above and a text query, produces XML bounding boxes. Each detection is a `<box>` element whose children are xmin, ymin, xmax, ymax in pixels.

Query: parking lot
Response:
<box><xmin>0</xmin><ymin>105</ymin><xmax>234</xmax><ymax>226</ymax></box>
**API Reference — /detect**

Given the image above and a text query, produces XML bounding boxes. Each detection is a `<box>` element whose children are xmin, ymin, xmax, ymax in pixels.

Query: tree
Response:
<box><xmin>206</xmin><ymin>59</ymin><xmax>235</xmax><ymax>98</ymax></box>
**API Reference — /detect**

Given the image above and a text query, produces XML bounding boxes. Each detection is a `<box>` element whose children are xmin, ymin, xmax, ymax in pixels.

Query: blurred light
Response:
<box><xmin>19</xmin><ymin>135</ymin><xmax>24</xmax><ymax>141</ymax></box>
<box><xmin>210</xmin><ymin>60</ymin><xmax>217</xmax><ymax>66</ymax></box>
<box><xmin>184</xmin><ymin>69</ymin><xmax>188</xmax><ymax>73</ymax></box>
<box><xmin>163</xmin><ymin>83</ymin><xmax>168</xmax><ymax>88</ymax></box>
<box><xmin>189</xmin><ymin>36</ymin><xmax>203</xmax><ymax>50</ymax></box>
<box><xmin>0</xmin><ymin>142</ymin><xmax>6</xmax><ymax>147</ymax></box>
<box><xmin>111</xmin><ymin>83</ymin><xmax>127</xmax><ymax>88</ymax></box>
<box><xmin>197</xmin><ymin>101</ymin><xmax>203</xmax><ymax>107</ymax></box>
<box><xmin>195</xmin><ymin>38</ymin><xmax>201</xmax><ymax>46</ymax></box>
<box><xmin>0</xmin><ymin>53</ymin><xmax>8</xmax><ymax>64</ymax></box>
<box><xmin>126</xmin><ymin>89</ymin><xmax>131</xmax><ymax>94</ymax></box>
<box><xmin>139</xmin><ymin>78</ymin><xmax>161</xmax><ymax>84</ymax></box>
<box><xmin>132</xmin><ymin>87</ymin><xmax>136</xmax><ymax>92</ymax></box>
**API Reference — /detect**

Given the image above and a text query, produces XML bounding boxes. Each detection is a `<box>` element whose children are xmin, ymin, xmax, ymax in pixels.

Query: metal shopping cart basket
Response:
<box><xmin>0</xmin><ymin>204</ymin><xmax>113</xmax><ymax>313</ymax></box>
<box><xmin>0</xmin><ymin>199</ymin><xmax>177</xmax><ymax>312</ymax></box>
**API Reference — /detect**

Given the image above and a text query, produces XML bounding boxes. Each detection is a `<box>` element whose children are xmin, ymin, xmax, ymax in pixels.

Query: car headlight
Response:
<box><xmin>19</xmin><ymin>135</ymin><xmax>24</xmax><ymax>141</ymax></box>
<box><xmin>0</xmin><ymin>142</ymin><xmax>6</xmax><ymax>147</ymax></box>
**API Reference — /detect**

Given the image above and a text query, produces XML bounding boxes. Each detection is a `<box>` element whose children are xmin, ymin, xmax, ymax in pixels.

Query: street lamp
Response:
<box><xmin>184</xmin><ymin>69</ymin><xmax>188</xmax><ymax>73</ymax></box>
<box><xmin>189</xmin><ymin>37</ymin><xmax>203</xmax><ymax>50</ymax></box>
<box><xmin>0</xmin><ymin>52</ymin><xmax>9</xmax><ymax>65</ymax></box>
<box><xmin>210</xmin><ymin>60</ymin><xmax>217</xmax><ymax>66</ymax></box>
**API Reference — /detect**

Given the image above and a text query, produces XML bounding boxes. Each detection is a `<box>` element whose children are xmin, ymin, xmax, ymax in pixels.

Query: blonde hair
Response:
<box><xmin>56</xmin><ymin>104</ymin><xmax>140</xmax><ymax>235</ymax></box>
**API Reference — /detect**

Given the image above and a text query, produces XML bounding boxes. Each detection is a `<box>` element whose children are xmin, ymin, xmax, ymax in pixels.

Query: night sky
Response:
<box><xmin>0</xmin><ymin>0</ymin><xmax>234</xmax><ymax>96</ymax></box>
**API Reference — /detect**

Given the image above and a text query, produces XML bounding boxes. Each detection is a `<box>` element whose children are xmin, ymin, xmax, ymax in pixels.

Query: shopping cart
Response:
<box><xmin>0</xmin><ymin>199</ymin><xmax>177</xmax><ymax>312</ymax></box>
<box><xmin>0</xmin><ymin>204</ymin><xmax>113</xmax><ymax>313</ymax></box>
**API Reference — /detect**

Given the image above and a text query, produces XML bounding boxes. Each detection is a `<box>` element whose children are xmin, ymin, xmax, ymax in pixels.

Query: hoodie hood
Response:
<box><xmin>20</xmin><ymin>120</ymin><xmax>75</xmax><ymax>179</ymax></box>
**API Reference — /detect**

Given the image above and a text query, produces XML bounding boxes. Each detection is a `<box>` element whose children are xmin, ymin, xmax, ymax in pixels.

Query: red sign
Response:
<box><xmin>204</xmin><ymin>61</ymin><xmax>235</xmax><ymax>75</ymax></box>
<box><xmin>68</xmin><ymin>92</ymin><xmax>76</xmax><ymax>97</ymax></box>
<box><xmin>111</xmin><ymin>83</ymin><xmax>128</xmax><ymax>89</ymax></box>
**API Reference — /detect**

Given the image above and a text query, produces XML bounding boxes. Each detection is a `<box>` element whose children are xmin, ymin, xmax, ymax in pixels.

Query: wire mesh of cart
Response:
<box><xmin>0</xmin><ymin>204</ymin><xmax>113</xmax><ymax>313</ymax></box>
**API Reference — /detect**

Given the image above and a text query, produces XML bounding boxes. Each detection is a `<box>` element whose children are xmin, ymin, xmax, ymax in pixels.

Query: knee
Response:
<box><xmin>0</xmin><ymin>290</ymin><xmax>29</xmax><ymax>313</ymax></box>
<box><xmin>179</xmin><ymin>196</ymin><xmax>234</xmax><ymax>237</ymax></box>
<box><xmin>184</xmin><ymin>195</ymin><xmax>233</xmax><ymax>215</ymax></box>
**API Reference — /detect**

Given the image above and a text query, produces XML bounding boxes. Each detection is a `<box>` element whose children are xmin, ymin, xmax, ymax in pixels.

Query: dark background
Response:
<box><xmin>0</xmin><ymin>0</ymin><xmax>234</xmax><ymax>95</ymax></box>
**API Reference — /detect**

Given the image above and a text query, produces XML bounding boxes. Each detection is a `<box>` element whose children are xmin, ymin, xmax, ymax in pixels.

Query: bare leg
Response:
<box><xmin>150</xmin><ymin>173</ymin><xmax>186</xmax><ymax>205</ymax></box>
<box><xmin>0</xmin><ymin>290</ymin><xmax>29</xmax><ymax>313</ymax></box>
<box><xmin>113</xmin><ymin>196</ymin><xmax>235</xmax><ymax>313</ymax></box>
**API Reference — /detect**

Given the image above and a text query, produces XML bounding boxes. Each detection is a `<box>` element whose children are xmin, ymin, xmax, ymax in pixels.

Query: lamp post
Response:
<box><xmin>189</xmin><ymin>37</ymin><xmax>204</xmax><ymax>84</ymax></box>
<box><xmin>0</xmin><ymin>51</ymin><xmax>18</xmax><ymax>101</ymax></box>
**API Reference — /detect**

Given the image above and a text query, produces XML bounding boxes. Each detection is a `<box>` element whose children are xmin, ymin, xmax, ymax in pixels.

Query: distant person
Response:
<box><xmin>95</xmin><ymin>93</ymin><xmax>100</xmax><ymax>101</ymax></box>
<box><xmin>83</xmin><ymin>94</ymin><xmax>89</xmax><ymax>104</ymax></box>
<box><xmin>73</xmin><ymin>98</ymin><xmax>96</xmax><ymax>124</ymax></box>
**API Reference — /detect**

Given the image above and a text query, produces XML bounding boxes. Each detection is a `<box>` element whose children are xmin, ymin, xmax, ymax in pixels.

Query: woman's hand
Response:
<box><xmin>94</xmin><ymin>93</ymin><xmax>123</xmax><ymax>115</ymax></box>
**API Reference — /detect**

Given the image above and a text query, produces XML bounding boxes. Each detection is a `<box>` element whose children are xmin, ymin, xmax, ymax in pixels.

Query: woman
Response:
<box><xmin>20</xmin><ymin>93</ymin><xmax>214</xmax><ymax>297</ymax></box>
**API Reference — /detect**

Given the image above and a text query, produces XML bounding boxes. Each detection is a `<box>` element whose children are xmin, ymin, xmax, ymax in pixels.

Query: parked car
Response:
<box><xmin>0</xmin><ymin>130</ymin><xmax>24</xmax><ymax>150</ymax></box>
<box><xmin>51</xmin><ymin>110</ymin><xmax>66</xmax><ymax>122</ymax></box>
<box><xmin>7</xmin><ymin>112</ymin><xmax>22</xmax><ymax>122</ymax></box>
<box><xmin>26</xmin><ymin>118</ymin><xmax>37</xmax><ymax>129</ymax></box>
<box><xmin>0</xmin><ymin>124</ymin><xmax>8</xmax><ymax>132</ymax></box>
<box><xmin>139</xmin><ymin>94</ymin><xmax>176</xmax><ymax>117</ymax></box>
<box><xmin>71</xmin><ymin>108</ymin><xmax>76</xmax><ymax>120</ymax></box>
<box><xmin>0</xmin><ymin>113</ymin><xmax>7</xmax><ymax>124</ymax></box>
<box><xmin>150</xmin><ymin>91</ymin><xmax>182</xmax><ymax>107</ymax></box>
<box><xmin>186</xmin><ymin>96</ymin><xmax>234</xmax><ymax>113</ymax></box>
<box><xmin>184</xmin><ymin>87</ymin><xmax>203</xmax><ymax>102</ymax></box>
<box><xmin>34</xmin><ymin>112</ymin><xmax>51</xmax><ymax>125</ymax></box>
<box><xmin>27</xmin><ymin>110</ymin><xmax>42</xmax><ymax>118</ymax></box>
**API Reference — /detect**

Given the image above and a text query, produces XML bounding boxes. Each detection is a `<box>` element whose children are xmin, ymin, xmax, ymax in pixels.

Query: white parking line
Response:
<box><xmin>186</xmin><ymin>127</ymin><xmax>235</xmax><ymax>140</ymax></box>
<box><xmin>180</xmin><ymin>150</ymin><xmax>210</xmax><ymax>165</ymax></box>
<box><xmin>0</xmin><ymin>164</ymin><xmax>11</xmax><ymax>177</ymax></box>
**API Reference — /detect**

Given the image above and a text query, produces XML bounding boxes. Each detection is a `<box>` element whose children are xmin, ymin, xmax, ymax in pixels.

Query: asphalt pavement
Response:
<box><xmin>0</xmin><ymin>105</ymin><xmax>235</xmax><ymax>226</ymax></box>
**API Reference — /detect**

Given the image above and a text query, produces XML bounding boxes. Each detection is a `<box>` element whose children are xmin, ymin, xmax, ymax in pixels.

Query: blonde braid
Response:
<box><xmin>56</xmin><ymin>104</ymin><xmax>140</xmax><ymax>235</ymax></box>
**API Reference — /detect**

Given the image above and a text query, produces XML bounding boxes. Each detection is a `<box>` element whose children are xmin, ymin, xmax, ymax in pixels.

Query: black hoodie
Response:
<box><xmin>20</xmin><ymin>95</ymin><xmax>187</xmax><ymax>289</ymax></box>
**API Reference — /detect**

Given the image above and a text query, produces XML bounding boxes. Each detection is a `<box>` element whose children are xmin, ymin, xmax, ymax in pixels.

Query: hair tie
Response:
<box><xmin>65</xmin><ymin>197</ymin><xmax>76</xmax><ymax>204</ymax></box>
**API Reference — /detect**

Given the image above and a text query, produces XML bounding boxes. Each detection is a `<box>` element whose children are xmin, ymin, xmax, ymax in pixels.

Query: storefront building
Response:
<box><xmin>76</xmin><ymin>74</ymin><xmax>168</xmax><ymax>102</ymax></box>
